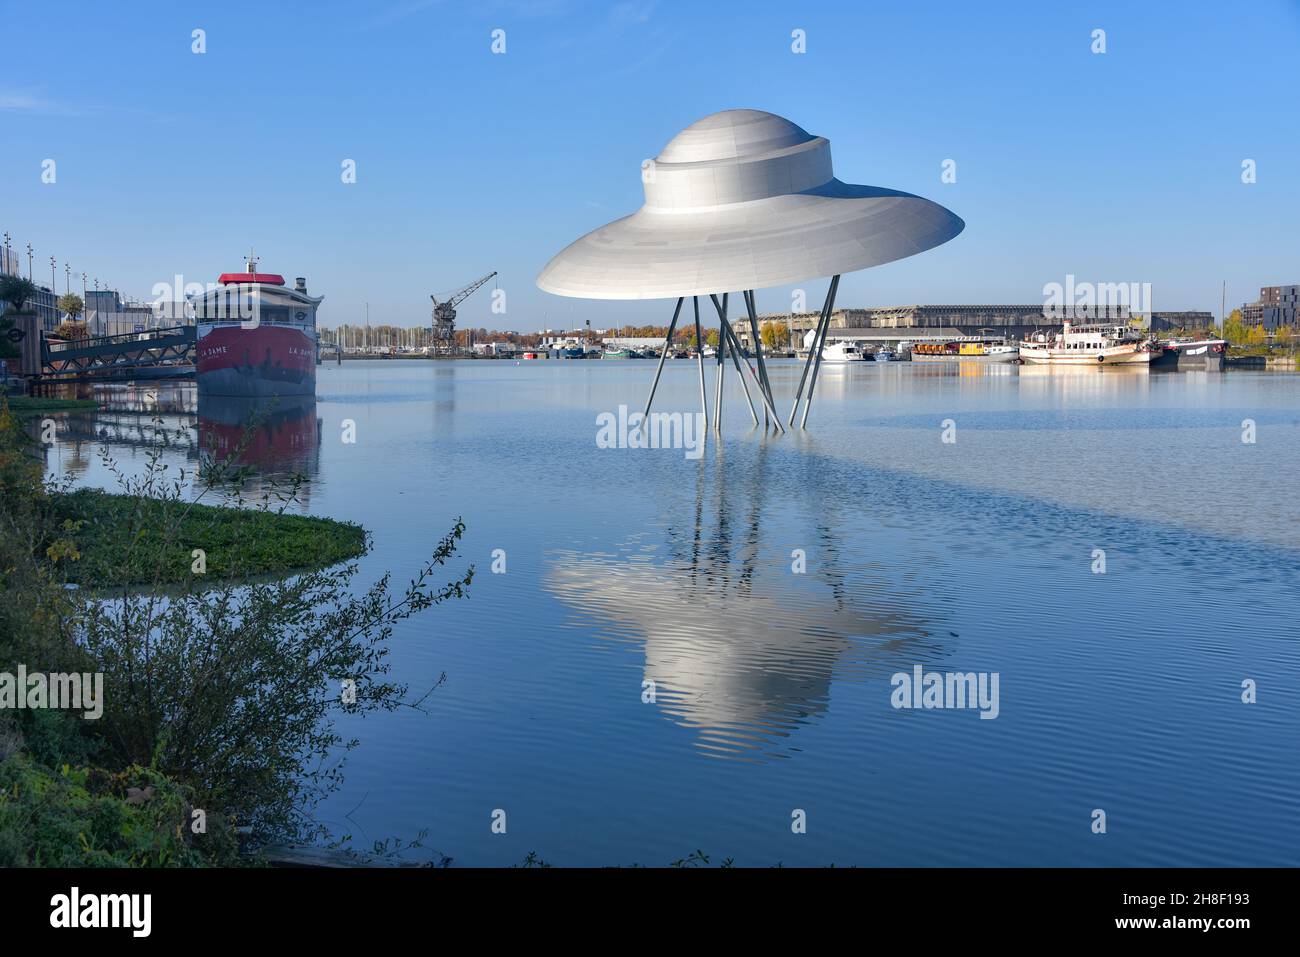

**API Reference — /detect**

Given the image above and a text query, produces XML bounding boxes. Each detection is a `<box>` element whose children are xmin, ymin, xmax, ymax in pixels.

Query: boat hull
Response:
<box><xmin>1160</xmin><ymin>340</ymin><xmax>1227</xmax><ymax>371</ymax></box>
<box><xmin>196</xmin><ymin>324</ymin><xmax>317</xmax><ymax>396</ymax></box>
<box><xmin>1019</xmin><ymin>346</ymin><xmax>1153</xmax><ymax>365</ymax></box>
<box><xmin>1178</xmin><ymin>351</ymin><xmax>1226</xmax><ymax>371</ymax></box>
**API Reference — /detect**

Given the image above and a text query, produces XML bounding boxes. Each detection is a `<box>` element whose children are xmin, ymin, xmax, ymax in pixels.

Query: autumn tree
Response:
<box><xmin>1222</xmin><ymin>309</ymin><xmax>1245</xmax><ymax>344</ymax></box>
<box><xmin>53</xmin><ymin>319</ymin><xmax>89</xmax><ymax>340</ymax></box>
<box><xmin>58</xmin><ymin>292</ymin><xmax>84</xmax><ymax>323</ymax></box>
<box><xmin>760</xmin><ymin>320</ymin><xmax>789</xmax><ymax>350</ymax></box>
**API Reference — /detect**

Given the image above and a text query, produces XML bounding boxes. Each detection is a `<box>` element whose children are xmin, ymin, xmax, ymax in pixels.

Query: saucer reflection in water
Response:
<box><xmin>547</xmin><ymin>552</ymin><xmax>948</xmax><ymax>760</ymax></box>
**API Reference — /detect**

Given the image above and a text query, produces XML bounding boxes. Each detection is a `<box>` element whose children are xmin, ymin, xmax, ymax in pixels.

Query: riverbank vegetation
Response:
<box><xmin>51</xmin><ymin>487</ymin><xmax>366</xmax><ymax>584</ymax></box>
<box><xmin>3</xmin><ymin>396</ymin><xmax>100</xmax><ymax>415</ymax></box>
<box><xmin>1221</xmin><ymin>312</ymin><xmax>1299</xmax><ymax>360</ymax></box>
<box><xmin>0</xmin><ymin>403</ymin><xmax>473</xmax><ymax>865</ymax></box>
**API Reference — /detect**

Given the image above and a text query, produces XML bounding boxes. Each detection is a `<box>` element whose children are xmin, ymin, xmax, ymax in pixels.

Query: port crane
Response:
<box><xmin>431</xmin><ymin>271</ymin><xmax>497</xmax><ymax>353</ymax></box>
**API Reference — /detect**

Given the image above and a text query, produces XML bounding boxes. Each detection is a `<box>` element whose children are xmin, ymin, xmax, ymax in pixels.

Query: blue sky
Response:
<box><xmin>2</xmin><ymin>0</ymin><xmax>1297</xmax><ymax>330</ymax></box>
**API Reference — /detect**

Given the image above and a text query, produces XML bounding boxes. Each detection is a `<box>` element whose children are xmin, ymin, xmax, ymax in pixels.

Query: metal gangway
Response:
<box><xmin>39</xmin><ymin>326</ymin><xmax>197</xmax><ymax>384</ymax></box>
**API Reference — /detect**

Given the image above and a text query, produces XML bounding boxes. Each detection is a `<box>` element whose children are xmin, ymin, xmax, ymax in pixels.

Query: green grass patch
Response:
<box><xmin>3</xmin><ymin>397</ymin><xmax>99</xmax><ymax>415</ymax></box>
<box><xmin>51</xmin><ymin>488</ymin><xmax>367</xmax><ymax>585</ymax></box>
<box><xmin>0</xmin><ymin>753</ymin><xmax>241</xmax><ymax>867</ymax></box>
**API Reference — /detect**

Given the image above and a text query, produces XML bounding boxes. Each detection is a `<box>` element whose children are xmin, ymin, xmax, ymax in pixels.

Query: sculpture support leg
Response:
<box><xmin>713</xmin><ymin>293</ymin><xmax>727</xmax><ymax>431</ymax></box>
<box><xmin>641</xmin><ymin>296</ymin><xmax>683</xmax><ymax>427</ymax></box>
<box><xmin>788</xmin><ymin>300</ymin><xmax>829</xmax><ymax>425</ymax></box>
<box><xmin>800</xmin><ymin>274</ymin><xmax>841</xmax><ymax>429</ymax></box>
<box><xmin>788</xmin><ymin>277</ymin><xmax>839</xmax><ymax>426</ymax></box>
<box><xmin>744</xmin><ymin>289</ymin><xmax>776</xmax><ymax>430</ymax></box>
<box><xmin>711</xmin><ymin>295</ymin><xmax>758</xmax><ymax>427</ymax></box>
<box><xmin>717</xmin><ymin>293</ymin><xmax>774</xmax><ymax>431</ymax></box>
<box><xmin>693</xmin><ymin>296</ymin><xmax>708</xmax><ymax>434</ymax></box>
<box><xmin>724</xmin><ymin>320</ymin><xmax>760</xmax><ymax>426</ymax></box>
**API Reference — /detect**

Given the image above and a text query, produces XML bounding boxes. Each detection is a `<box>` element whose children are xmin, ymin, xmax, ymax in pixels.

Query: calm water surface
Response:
<box><xmin>39</xmin><ymin>359</ymin><xmax>1300</xmax><ymax>866</ymax></box>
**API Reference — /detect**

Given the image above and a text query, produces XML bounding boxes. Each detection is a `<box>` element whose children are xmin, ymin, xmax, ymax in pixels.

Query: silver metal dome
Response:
<box><xmin>536</xmin><ymin>108</ymin><xmax>964</xmax><ymax>301</ymax></box>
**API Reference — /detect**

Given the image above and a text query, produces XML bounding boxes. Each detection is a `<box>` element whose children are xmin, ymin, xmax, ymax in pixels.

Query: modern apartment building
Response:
<box><xmin>1241</xmin><ymin>285</ymin><xmax>1299</xmax><ymax>330</ymax></box>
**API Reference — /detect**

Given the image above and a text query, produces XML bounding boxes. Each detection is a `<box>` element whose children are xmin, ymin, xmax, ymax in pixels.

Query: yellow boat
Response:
<box><xmin>910</xmin><ymin>339</ymin><xmax>1019</xmax><ymax>362</ymax></box>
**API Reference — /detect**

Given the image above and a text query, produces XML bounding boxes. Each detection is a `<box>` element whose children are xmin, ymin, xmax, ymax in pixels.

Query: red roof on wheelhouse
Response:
<box><xmin>217</xmin><ymin>252</ymin><xmax>285</xmax><ymax>286</ymax></box>
<box><xmin>217</xmin><ymin>272</ymin><xmax>285</xmax><ymax>285</ymax></box>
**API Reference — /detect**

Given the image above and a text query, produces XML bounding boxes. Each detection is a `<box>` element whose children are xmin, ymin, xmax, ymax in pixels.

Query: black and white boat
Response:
<box><xmin>1152</xmin><ymin>338</ymin><xmax>1228</xmax><ymax>370</ymax></box>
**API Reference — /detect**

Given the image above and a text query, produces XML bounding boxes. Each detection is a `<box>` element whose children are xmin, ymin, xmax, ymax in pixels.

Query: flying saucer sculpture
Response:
<box><xmin>536</xmin><ymin>108</ymin><xmax>964</xmax><ymax>430</ymax></box>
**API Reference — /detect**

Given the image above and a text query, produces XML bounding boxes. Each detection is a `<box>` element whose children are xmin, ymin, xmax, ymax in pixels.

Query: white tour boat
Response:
<box><xmin>1018</xmin><ymin>321</ymin><xmax>1157</xmax><ymax>366</ymax></box>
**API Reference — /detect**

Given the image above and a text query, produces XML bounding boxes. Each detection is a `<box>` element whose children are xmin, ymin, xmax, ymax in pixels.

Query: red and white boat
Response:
<box><xmin>192</xmin><ymin>256</ymin><xmax>322</xmax><ymax>396</ymax></box>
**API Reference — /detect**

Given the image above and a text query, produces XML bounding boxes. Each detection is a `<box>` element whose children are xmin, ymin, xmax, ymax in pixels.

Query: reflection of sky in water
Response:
<box><xmin>32</xmin><ymin>361</ymin><xmax>1300</xmax><ymax>866</ymax></box>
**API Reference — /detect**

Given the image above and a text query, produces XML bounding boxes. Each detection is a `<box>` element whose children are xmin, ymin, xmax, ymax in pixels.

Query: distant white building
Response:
<box><xmin>601</xmin><ymin>336</ymin><xmax>664</xmax><ymax>349</ymax></box>
<box><xmin>92</xmin><ymin>304</ymin><xmax>157</xmax><ymax>337</ymax></box>
<box><xmin>539</xmin><ymin>328</ymin><xmax>608</xmax><ymax>349</ymax></box>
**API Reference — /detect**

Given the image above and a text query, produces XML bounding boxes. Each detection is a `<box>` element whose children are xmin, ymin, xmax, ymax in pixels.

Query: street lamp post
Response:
<box><xmin>26</xmin><ymin>243</ymin><xmax>33</xmax><ymax>280</ymax></box>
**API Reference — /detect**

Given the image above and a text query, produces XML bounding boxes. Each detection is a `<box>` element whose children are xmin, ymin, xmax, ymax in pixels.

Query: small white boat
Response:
<box><xmin>820</xmin><ymin>340</ymin><xmax>868</xmax><ymax>362</ymax></box>
<box><xmin>874</xmin><ymin>347</ymin><xmax>896</xmax><ymax>362</ymax></box>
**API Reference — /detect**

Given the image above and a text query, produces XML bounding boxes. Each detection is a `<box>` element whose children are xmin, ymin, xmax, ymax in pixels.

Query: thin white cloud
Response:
<box><xmin>0</xmin><ymin>89</ymin><xmax>172</xmax><ymax>121</ymax></box>
<box><xmin>367</xmin><ymin>0</ymin><xmax>444</xmax><ymax>28</ymax></box>
<box><xmin>609</xmin><ymin>1</ymin><xmax>655</xmax><ymax>26</ymax></box>
<box><xmin>367</xmin><ymin>0</ymin><xmax>573</xmax><ymax>28</ymax></box>
<box><xmin>0</xmin><ymin>91</ymin><xmax>66</xmax><ymax>114</ymax></box>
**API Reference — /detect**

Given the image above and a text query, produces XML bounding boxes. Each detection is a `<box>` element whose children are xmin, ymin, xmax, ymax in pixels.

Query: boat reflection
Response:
<box><xmin>197</xmin><ymin>394</ymin><xmax>322</xmax><ymax>491</ymax></box>
<box><xmin>1015</xmin><ymin>360</ymin><xmax>1152</xmax><ymax>402</ymax></box>
<box><xmin>547</xmin><ymin>445</ymin><xmax>947</xmax><ymax>760</ymax></box>
<box><xmin>34</xmin><ymin>385</ymin><xmax>322</xmax><ymax>497</ymax></box>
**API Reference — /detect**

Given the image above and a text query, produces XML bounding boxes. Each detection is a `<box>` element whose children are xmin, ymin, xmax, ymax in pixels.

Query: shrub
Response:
<box><xmin>0</xmin><ymin>401</ymin><xmax>474</xmax><ymax>856</ymax></box>
<box><xmin>0</xmin><ymin>754</ymin><xmax>241</xmax><ymax>867</ymax></box>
